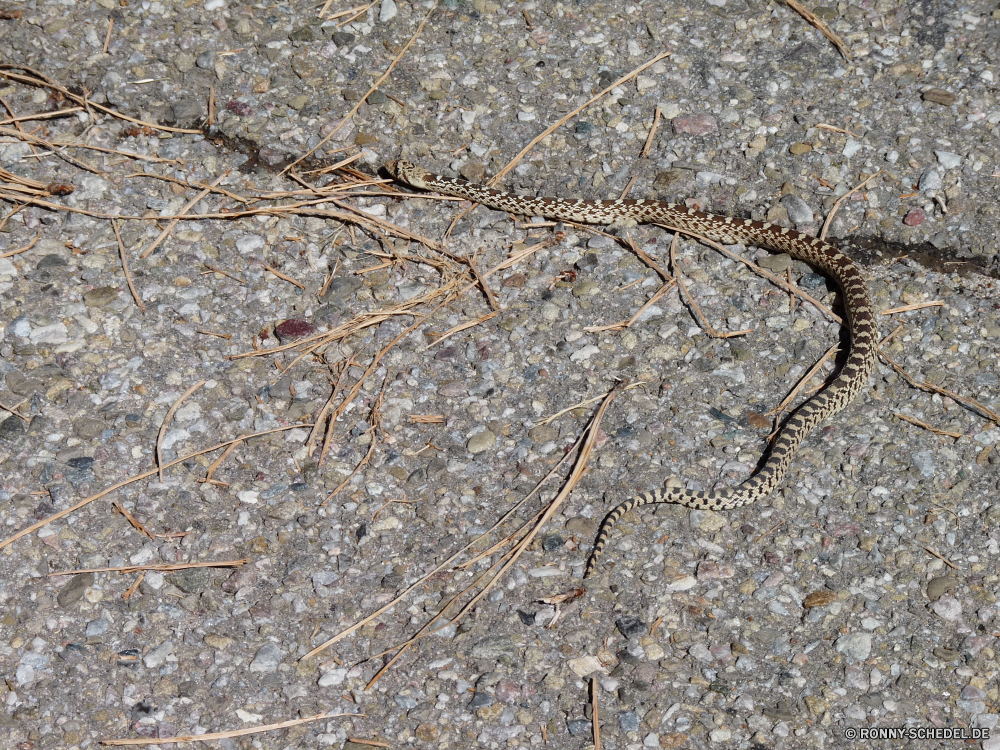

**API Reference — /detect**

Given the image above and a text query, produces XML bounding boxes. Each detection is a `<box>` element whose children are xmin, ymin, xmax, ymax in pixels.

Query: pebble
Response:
<box><xmin>835</xmin><ymin>633</ymin><xmax>872</xmax><ymax>660</ymax></box>
<box><xmin>780</xmin><ymin>194</ymin><xmax>814</xmax><ymax>226</ymax></box>
<box><xmin>903</xmin><ymin>208</ymin><xmax>925</xmax><ymax>226</ymax></box>
<box><xmin>143</xmin><ymin>641</ymin><xmax>174</xmax><ymax>669</ymax></box>
<box><xmin>918</xmin><ymin>168</ymin><xmax>943</xmax><ymax>191</ymax></box>
<box><xmin>379</xmin><ymin>0</ymin><xmax>397</xmax><ymax>22</ymax></box>
<box><xmin>935</xmin><ymin>150</ymin><xmax>962</xmax><ymax>169</ymax></box>
<box><xmin>931</xmin><ymin>595</ymin><xmax>963</xmax><ymax>622</ymax></box>
<box><xmin>236</xmin><ymin>234</ymin><xmax>265</xmax><ymax>254</ymax></box>
<box><xmin>671</xmin><ymin>114</ymin><xmax>718</xmax><ymax>136</ymax></box>
<box><xmin>248</xmin><ymin>642</ymin><xmax>281</xmax><ymax>673</ymax></box>
<box><xmin>616</xmin><ymin>616</ymin><xmax>646</xmax><ymax>638</ymax></box>
<box><xmin>926</xmin><ymin>576</ymin><xmax>958</xmax><ymax>601</ymax></box>
<box><xmin>619</xmin><ymin>710</ymin><xmax>640</xmax><ymax>732</ymax></box>
<box><xmin>922</xmin><ymin>88</ymin><xmax>957</xmax><ymax>106</ymax></box>
<box><xmin>467</xmin><ymin>428</ymin><xmax>496</xmax><ymax>454</ymax></box>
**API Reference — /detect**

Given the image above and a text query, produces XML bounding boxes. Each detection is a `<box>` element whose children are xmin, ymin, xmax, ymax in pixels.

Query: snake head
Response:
<box><xmin>385</xmin><ymin>160</ymin><xmax>432</xmax><ymax>190</ymax></box>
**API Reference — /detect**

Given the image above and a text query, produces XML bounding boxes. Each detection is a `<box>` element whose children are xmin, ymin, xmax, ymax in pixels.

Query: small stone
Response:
<box><xmin>170</xmin><ymin>99</ymin><xmax>205</xmax><ymax>127</ymax></box>
<box><xmin>803</xmin><ymin>590</ymin><xmax>837</xmax><ymax>608</ymax></box>
<box><xmin>415</xmin><ymin>724</ymin><xmax>438</xmax><ymax>741</ymax></box>
<box><xmin>196</xmin><ymin>50</ymin><xmax>216</xmax><ymax>69</ymax></box>
<box><xmin>57</xmin><ymin>572</ymin><xmax>94</xmax><ymax>608</ymax></box>
<box><xmin>143</xmin><ymin>641</ymin><xmax>174</xmax><ymax>669</ymax></box>
<box><xmin>236</xmin><ymin>234</ymin><xmax>265</xmax><ymax>254</ymax></box>
<box><xmin>789</xmin><ymin>142</ymin><xmax>813</xmax><ymax>155</ymax></box>
<box><xmin>931</xmin><ymin>595</ymin><xmax>963</xmax><ymax>622</ymax></box>
<box><xmin>249</xmin><ymin>642</ymin><xmax>281</xmax><ymax>673</ymax></box>
<box><xmin>258</xmin><ymin>147</ymin><xmax>286</xmax><ymax>167</ymax></box>
<box><xmin>467</xmin><ymin>429</ymin><xmax>496</xmax><ymax>454</ymax></box>
<box><xmin>16</xmin><ymin>664</ymin><xmax>35</xmax><ymax>685</ymax></box>
<box><xmin>926</xmin><ymin>576</ymin><xmax>958</xmax><ymax>601</ymax></box>
<box><xmin>567</xmin><ymin>719</ymin><xmax>592</xmax><ymax>736</ymax></box>
<box><xmin>226</xmin><ymin>99</ymin><xmax>253</xmax><ymax>117</ymax></box>
<box><xmin>567</xmin><ymin>655</ymin><xmax>604</xmax><ymax>677</ymax></box>
<box><xmin>671</xmin><ymin>114</ymin><xmax>718</xmax><ymax>136</ymax></box>
<box><xmin>903</xmin><ymin>208</ymin><xmax>925</xmax><ymax>226</ymax></box>
<box><xmin>616</xmin><ymin>616</ymin><xmax>646</xmax><ymax>639</ymax></box>
<box><xmin>274</xmin><ymin>319</ymin><xmax>317</xmax><ymax>341</ymax></box>
<box><xmin>689</xmin><ymin>509</ymin><xmax>725</xmax><ymax>532</ymax></box>
<box><xmin>835</xmin><ymin>633</ymin><xmax>872</xmax><ymax>660</ymax></box>
<box><xmin>780</xmin><ymin>194</ymin><xmax>814</xmax><ymax>226</ymax></box>
<box><xmin>394</xmin><ymin>694</ymin><xmax>418</xmax><ymax>709</ymax></box>
<box><xmin>460</xmin><ymin>161</ymin><xmax>486</xmax><ymax>182</ymax></box>
<box><xmin>619</xmin><ymin>710</ymin><xmax>640</xmax><ymax>732</ymax></box>
<box><xmin>922</xmin><ymin>88</ymin><xmax>956</xmax><ymax>106</ymax></box>
<box><xmin>918</xmin><ymin>168</ymin><xmax>942</xmax><ymax>191</ymax></box>
<box><xmin>83</xmin><ymin>286</ymin><xmax>119</xmax><ymax>307</ymax></box>
<box><xmin>468</xmin><ymin>692</ymin><xmax>494</xmax><ymax>710</ymax></box>
<box><xmin>471</xmin><ymin>636</ymin><xmax>517</xmax><ymax>659</ymax></box>
<box><xmin>86</xmin><ymin>617</ymin><xmax>110</xmax><ymax>637</ymax></box>
<box><xmin>0</xmin><ymin>415</ymin><xmax>26</xmax><ymax>442</ymax></box>
<box><xmin>379</xmin><ymin>0</ymin><xmax>397</xmax><ymax>22</ymax></box>
<box><xmin>934</xmin><ymin>151</ymin><xmax>962</xmax><ymax>169</ymax></box>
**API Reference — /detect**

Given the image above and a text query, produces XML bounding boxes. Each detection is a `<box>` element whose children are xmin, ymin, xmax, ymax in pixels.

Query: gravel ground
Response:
<box><xmin>2</xmin><ymin>1</ymin><xmax>1000</xmax><ymax>748</ymax></box>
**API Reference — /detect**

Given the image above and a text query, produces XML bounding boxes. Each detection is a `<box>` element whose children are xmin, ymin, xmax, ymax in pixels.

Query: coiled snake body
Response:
<box><xmin>386</xmin><ymin>160</ymin><xmax>878</xmax><ymax>578</ymax></box>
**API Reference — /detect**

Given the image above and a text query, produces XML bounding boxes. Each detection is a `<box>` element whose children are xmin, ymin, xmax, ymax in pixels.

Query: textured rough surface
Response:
<box><xmin>1</xmin><ymin>2</ymin><xmax>1000</xmax><ymax>750</ymax></box>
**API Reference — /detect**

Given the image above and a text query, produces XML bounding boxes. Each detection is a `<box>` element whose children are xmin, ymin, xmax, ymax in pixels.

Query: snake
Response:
<box><xmin>385</xmin><ymin>160</ymin><xmax>878</xmax><ymax>578</ymax></box>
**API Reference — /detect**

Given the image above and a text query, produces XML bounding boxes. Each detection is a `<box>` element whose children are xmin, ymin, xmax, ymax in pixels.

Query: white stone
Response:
<box><xmin>567</xmin><ymin>655</ymin><xmax>605</xmax><ymax>677</ymax></box>
<box><xmin>29</xmin><ymin>322</ymin><xmax>69</xmax><ymax>345</ymax></box>
<box><xmin>379</xmin><ymin>0</ymin><xmax>396</xmax><ymax>22</ymax></box>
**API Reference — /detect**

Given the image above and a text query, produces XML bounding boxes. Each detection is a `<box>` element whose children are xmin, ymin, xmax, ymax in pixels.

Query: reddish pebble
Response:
<box><xmin>227</xmin><ymin>99</ymin><xmax>253</xmax><ymax>117</ymax></box>
<box><xmin>274</xmin><ymin>319</ymin><xmax>316</xmax><ymax>341</ymax></box>
<box><xmin>671</xmin><ymin>114</ymin><xmax>719</xmax><ymax>136</ymax></box>
<box><xmin>903</xmin><ymin>208</ymin><xmax>925</xmax><ymax>226</ymax></box>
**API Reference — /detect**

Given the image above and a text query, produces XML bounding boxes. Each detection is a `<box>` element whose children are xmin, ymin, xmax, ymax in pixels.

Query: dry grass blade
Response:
<box><xmin>491</xmin><ymin>52</ymin><xmax>670</xmax><ymax>185</ymax></box>
<box><xmin>111</xmin><ymin>218</ymin><xmax>145</xmax><ymax>312</ymax></box>
<box><xmin>0</xmin><ymin>424</ymin><xmax>311</xmax><ymax>552</ymax></box>
<box><xmin>924</xmin><ymin>546</ymin><xmax>960</xmax><ymax>570</ymax></box>
<box><xmin>592</xmin><ymin>676</ymin><xmax>602</xmax><ymax>750</ymax></box>
<box><xmin>49</xmin><ymin>559</ymin><xmax>246</xmax><ymax>576</ymax></box>
<box><xmin>100</xmin><ymin>711</ymin><xmax>363</xmax><ymax>746</ymax></box>
<box><xmin>766</xmin><ymin>342</ymin><xmax>839</xmax><ymax>418</ymax></box>
<box><xmin>782</xmin><ymin>0</ymin><xmax>853</xmax><ymax>60</ymax></box>
<box><xmin>879</xmin><ymin>349</ymin><xmax>1000</xmax><ymax>426</ymax></box>
<box><xmin>894</xmin><ymin>412</ymin><xmax>963</xmax><ymax>440</ymax></box>
<box><xmin>156</xmin><ymin>380</ymin><xmax>206</xmax><ymax>481</ymax></box>
<box><xmin>640</xmin><ymin>106</ymin><xmax>662</xmax><ymax>158</ymax></box>
<box><xmin>0</xmin><ymin>125</ymin><xmax>102</xmax><ymax>174</ymax></box>
<box><xmin>139</xmin><ymin>171</ymin><xmax>229</xmax><ymax>258</ymax></box>
<box><xmin>820</xmin><ymin>168</ymin><xmax>882</xmax><ymax>241</ymax></box>
<box><xmin>127</xmin><ymin>171</ymin><xmax>251</xmax><ymax>204</ymax></box>
<box><xmin>882</xmin><ymin>301</ymin><xmax>943</xmax><ymax>315</ymax></box>
<box><xmin>421</xmin><ymin>310</ymin><xmax>499</xmax><ymax>351</ymax></box>
<box><xmin>536</xmin><ymin>381</ymin><xmax>646</xmax><ymax>427</ymax></box>
<box><xmin>660</xmin><ymin>223</ymin><xmax>842</xmax><ymax>324</ymax></box>
<box><xmin>259</xmin><ymin>260</ymin><xmax>306</xmax><ymax>290</ymax></box>
<box><xmin>0</xmin><ymin>107</ymin><xmax>83</xmax><ymax>126</ymax></box>
<box><xmin>320</xmin><ymin>380</ymin><xmax>388</xmax><ymax>503</ymax></box>
<box><xmin>584</xmin><ymin>280</ymin><xmax>676</xmax><ymax>333</ymax></box>
<box><xmin>285</xmin><ymin>0</ymin><xmax>439</xmax><ymax>173</ymax></box>
<box><xmin>302</xmin><ymin>432</ymin><xmax>585</xmax><ymax>661</ymax></box>
<box><xmin>112</xmin><ymin>500</ymin><xmax>154</xmax><ymax>539</ymax></box>
<box><xmin>670</xmin><ymin>235</ymin><xmax>753</xmax><ymax>338</ymax></box>
<box><xmin>0</xmin><ymin>232</ymin><xmax>40</xmax><ymax>258</ymax></box>
<box><xmin>0</xmin><ymin>64</ymin><xmax>202</xmax><ymax>134</ymax></box>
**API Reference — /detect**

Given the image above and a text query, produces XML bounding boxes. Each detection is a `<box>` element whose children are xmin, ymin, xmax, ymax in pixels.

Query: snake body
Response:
<box><xmin>386</xmin><ymin>160</ymin><xmax>878</xmax><ymax>578</ymax></box>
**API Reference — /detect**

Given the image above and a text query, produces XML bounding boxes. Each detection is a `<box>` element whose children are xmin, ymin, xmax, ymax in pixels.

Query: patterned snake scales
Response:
<box><xmin>386</xmin><ymin>160</ymin><xmax>878</xmax><ymax>578</ymax></box>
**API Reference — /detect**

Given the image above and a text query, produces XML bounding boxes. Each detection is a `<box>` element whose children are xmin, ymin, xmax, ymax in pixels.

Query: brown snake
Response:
<box><xmin>386</xmin><ymin>160</ymin><xmax>878</xmax><ymax>578</ymax></box>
